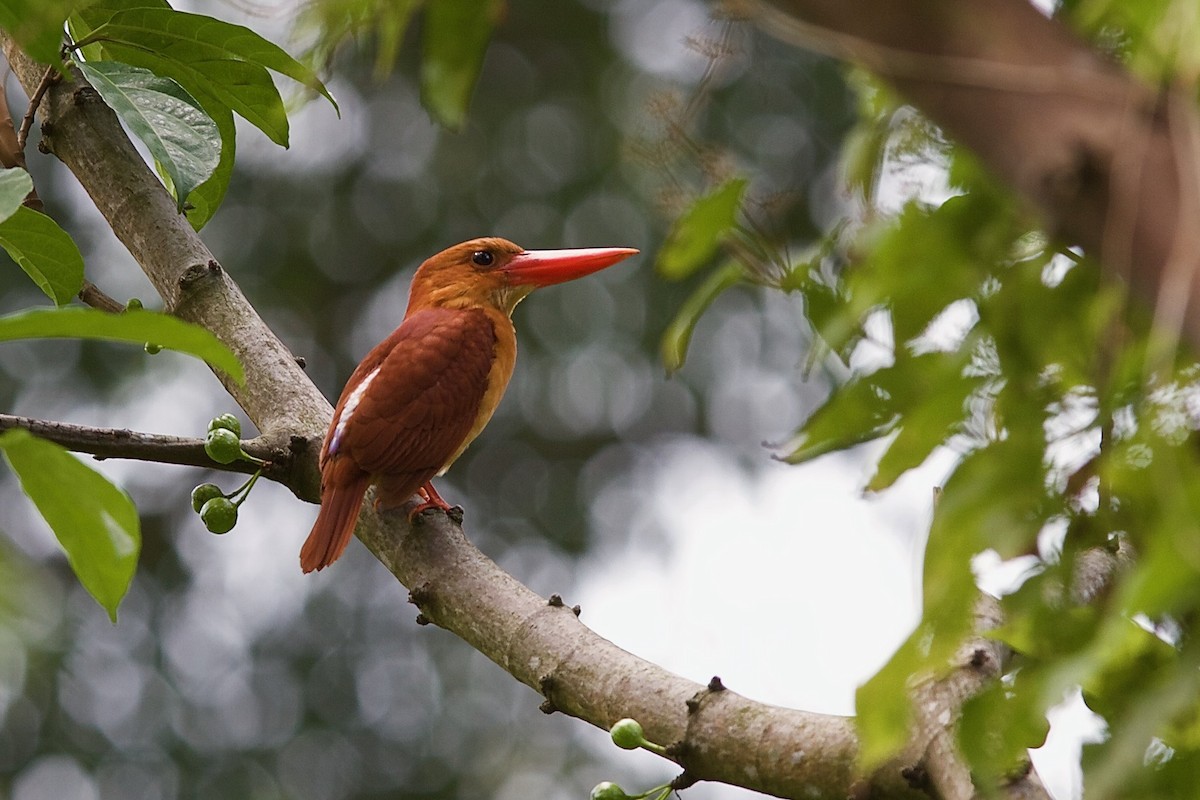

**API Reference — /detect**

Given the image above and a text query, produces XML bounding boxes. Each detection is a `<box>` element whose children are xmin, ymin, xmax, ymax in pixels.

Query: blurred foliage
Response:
<box><xmin>645</xmin><ymin>2</ymin><xmax>1200</xmax><ymax>795</ymax></box>
<box><xmin>0</xmin><ymin>2</ymin><xmax>851</xmax><ymax>800</ymax></box>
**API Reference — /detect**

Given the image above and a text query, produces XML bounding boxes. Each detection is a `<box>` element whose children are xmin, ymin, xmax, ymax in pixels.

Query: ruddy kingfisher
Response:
<box><xmin>300</xmin><ymin>237</ymin><xmax>638</xmax><ymax>572</ymax></box>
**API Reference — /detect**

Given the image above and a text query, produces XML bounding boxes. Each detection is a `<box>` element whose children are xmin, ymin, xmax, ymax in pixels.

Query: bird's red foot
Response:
<box><xmin>407</xmin><ymin>482</ymin><xmax>453</xmax><ymax>521</ymax></box>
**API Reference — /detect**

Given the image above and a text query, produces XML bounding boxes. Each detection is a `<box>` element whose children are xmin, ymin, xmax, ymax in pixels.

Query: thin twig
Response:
<box><xmin>16</xmin><ymin>65</ymin><xmax>57</xmax><ymax>153</ymax></box>
<box><xmin>78</xmin><ymin>280</ymin><xmax>126</xmax><ymax>313</ymax></box>
<box><xmin>0</xmin><ymin>413</ymin><xmax>275</xmax><ymax>477</ymax></box>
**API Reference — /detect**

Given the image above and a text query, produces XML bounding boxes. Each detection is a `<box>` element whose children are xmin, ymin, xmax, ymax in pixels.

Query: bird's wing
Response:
<box><xmin>323</xmin><ymin>306</ymin><xmax>497</xmax><ymax>479</ymax></box>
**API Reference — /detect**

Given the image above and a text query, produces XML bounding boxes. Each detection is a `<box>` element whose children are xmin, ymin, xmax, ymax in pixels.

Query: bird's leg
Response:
<box><xmin>408</xmin><ymin>481</ymin><xmax>453</xmax><ymax>520</ymax></box>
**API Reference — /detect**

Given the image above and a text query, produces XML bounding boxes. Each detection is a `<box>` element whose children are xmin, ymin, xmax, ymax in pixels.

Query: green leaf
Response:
<box><xmin>783</xmin><ymin>351</ymin><xmax>979</xmax><ymax>469</ymax></box>
<box><xmin>959</xmin><ymin>673</ymin><xmax>1052</xmax><ymax>787</ymax></box>
<box><xmin>81</xmin><ymin>47</ymin><xmax>284</xmax><ymax>147</ymax></box>
<box><xmin>74</xmin><ymin>60</ymin><xmax>220</xmax><ymax>210</ymax></box>
<box><xmin>66</xmin><ymin>0</ymin><xmax>170</xmax><ymax>62</ymax></box>
<box><xmin>0</xmin><ymin>167</ymin><xmax>33</xmax><ymax>223</ymax></box>
<box><xmin>843</xmin><ymin>191</ymin><xmax>1018</xmax><ymax>347</ymax></box>
<box><xmin>657</xmin><ymin>178</ymin><xmax>748</xmax><ymax>280</ymax></box>
<box><xmin>181</xmin><ymin>98</ymin><xmax>235</xmax><ymax>230</ymax></box>
<box><xmin>87</xmin><ymin>7</ymin><xmax>337</xmax><ymax>110</ymax></box>
<box><xmin>866</xmin><ymin>351</ymin><xmax>981</xmax><ymax>491</ymax></box>
<box><xmin>660</xmin><ymin>261</ymin><xmax>742</xmax><ymax>374</ymax></box>
<box><xmin>78</xmin><ymin>7</ymin><xmax>337</xmax><ymax>147</ymax></box>
<box><xmin>0</xmin><ymin>205</ymin><xmax>85</xmax><ymax>305</ymax></box>
<box><xmin>0</xmin><ymin>307</ymin><xmax>244</xmax><ymax>383</ymax></box>
<box><xmin>0</xmin><ymin>428</ymin><xmax>140</xmax><ymax>622</ymax></box>
<box><xmin>0</xmin><ymin>0</ymin><xmax>80</xmax><ymax>64</ymax></box>
<box><xmin>420</xmin><ymin>0</ymin><xmax>502</xmax><ymax>129</ymax></box>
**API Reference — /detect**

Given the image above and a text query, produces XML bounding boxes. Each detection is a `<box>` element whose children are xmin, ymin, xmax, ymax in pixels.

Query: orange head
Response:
<box><xmin>406</xmin><ymin>237</ymin><xmax>639</xmax><ymax>317</ymax></box>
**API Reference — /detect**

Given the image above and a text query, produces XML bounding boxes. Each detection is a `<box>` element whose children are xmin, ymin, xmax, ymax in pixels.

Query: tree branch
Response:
<box><xmin>0</xmin><ymin>413</ymin><xmax>310</xmax><ymax>487</ymax></box>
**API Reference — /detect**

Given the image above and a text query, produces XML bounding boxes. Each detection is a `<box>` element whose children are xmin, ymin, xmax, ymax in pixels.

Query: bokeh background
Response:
<box><xmin>0</xmin><ymin>2</ymin><xmax>1045</xmax><ymax>799</ymax></box>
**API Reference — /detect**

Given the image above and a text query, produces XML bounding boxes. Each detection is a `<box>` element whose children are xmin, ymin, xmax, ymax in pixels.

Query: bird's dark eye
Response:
<box><xmin>471</xmin><ymin>250</ymin><xmax>494</xmax><ymax>267</ymax></box>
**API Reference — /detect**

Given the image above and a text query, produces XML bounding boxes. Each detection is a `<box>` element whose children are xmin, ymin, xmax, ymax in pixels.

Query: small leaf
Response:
<box><xmin>0</xmin><ymin>307</ymin><xmax>244</xmax><ymax>383</ymax></box>
<box><xmin>0</xmin><ymin>205</ymin><xmax>85</xmax><ymax>305</ymax></box>
<box><xmin>0</xmin><ymin>167</ymin><xmax>34</xmax><ymax>223</ymax></box>
<box><xmin>660</xmin><ymin>261</ymin><xmax>742</xmax><ymax>373</ymax></box>
<box><xmin>0</xmin><ymin>428</ymin><xmax>140</xmax><ymax>622</ymax></box>
<box><xmin>74</xmin><ymin>60</ymin><xmax>220</xmax><ymax>210</ymax></box>
<box><xmin>657</xmin><ymin>178</ymin><xmax>748</xmax><ymax>280</ymax></box>
<box><xmin>420</xmin><ymin>0</ymin><xmax>502</xmax><ymax>129</ymax></box>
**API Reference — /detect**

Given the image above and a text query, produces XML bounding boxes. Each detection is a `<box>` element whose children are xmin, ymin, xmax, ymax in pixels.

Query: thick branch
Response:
<box><xmin>757</xmin><ymin>0</ymin><xmax>1200</xmax><ymax>350</ymax></box>
<box><xmin>0</xmin><ymin>413</ymin><xmax>310</xmax><ymax>488</ymax></box>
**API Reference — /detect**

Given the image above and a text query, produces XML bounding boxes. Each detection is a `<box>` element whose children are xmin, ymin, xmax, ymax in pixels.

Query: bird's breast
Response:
<box><xmin>440</xmin><ymin>307</ymin><xmax>517</xmax><ymax>471</ymax></box>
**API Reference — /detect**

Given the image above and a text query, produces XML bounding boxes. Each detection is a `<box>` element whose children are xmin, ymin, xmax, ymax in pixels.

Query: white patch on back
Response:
<box><xmin>328</xmin><ymin>365</ymin><xmax>382</xmax><ymax>456</ymax></box>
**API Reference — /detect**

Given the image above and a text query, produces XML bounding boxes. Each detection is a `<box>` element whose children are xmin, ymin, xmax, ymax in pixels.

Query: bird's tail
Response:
<box><xmin>300</xmin><ymin>470</ymin><xmax>372</xmax><ymax>573</ymax></box>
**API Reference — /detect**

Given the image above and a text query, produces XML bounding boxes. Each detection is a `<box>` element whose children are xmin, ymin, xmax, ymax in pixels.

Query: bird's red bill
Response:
<box><xmin>502</xmin><ymin>247</ymin><xmax>638</xmax><ymax>287</ymax></box>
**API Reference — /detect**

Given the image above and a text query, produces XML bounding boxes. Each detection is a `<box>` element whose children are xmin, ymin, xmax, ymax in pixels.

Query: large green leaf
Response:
<box><xmin>0</xmin><ymin>307</ymin><xmax>244</xmax><ymax>383</ymax></box>
<box><xmin>66</xmin><ymin>0</ymin><xmax>170</xmax><ymax>62</ymax></box>
<box><xmin>70</xmin><ymin>3</ymin><xmax>238</xmax><ymax>229</ymax></box>
<box><xmin>74</xmin><ymin>60</ymin><xmax>220</xmax><ymax>210</ymax></box>
<box><xmin>657</xmin><ymin>178</ymin><xmax>748</xmax><ymax>281</ymax></box>
<box><xmin>420</xmin><ymin>0</ymin><xmax>502</xmax><ymax>129</ymax></box>
<box><xmin>0</xmin><ymin>205</ymin><xmax>85</xmax><ymax>305</ymax></box>
<box><xmin>84</xmin><ymin>7</ymin><xmax>337</xmax><ymax>108</ymax></box>
<box><xmin>78</xmin><ymin>8</ymin><xmax>338</xmax><ymax>147</ymax></box>
<box><xmin>0</xmin><ymin>428</ymin><xmax>140</xmax><ymax>622</ymax></box>
<box><xmin>0</xmin><ymin>167</ymin><xmax>33</xmax><ymax>223</ymax></box>
<box><xmin>79</xmin><ymin>41</ymin><xmax>287</xmax><ymax>147</ymax></box>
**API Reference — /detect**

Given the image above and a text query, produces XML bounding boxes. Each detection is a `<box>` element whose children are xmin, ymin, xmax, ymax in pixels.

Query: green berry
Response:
<box><xmin>207</xmin><ymin>413</ymin><xmax>242</xmax><ymax>437</ymax></box>
<box><xmin>590</xmin><ymin>782</ymin><xmax>629</xmax><ymax>800</ymax></box>
<box><xmin>205</xmin><ymin>427</ymin><xmax>243</xmax><ymax>464</ymax></box>
<box><xmin>200</xmin><ymin>497</ymin><xmax>237</xmax><ymax>534</ymax></box>
<box><xmin>144</xmin><ymin>342</ymin><xmax>162</xmax><ymax>354</ymax></box>
<box><xmin>191</xmin><ymin>483</ymin><xmax>224</xmax><ymax>513</ymax></box>
<box><xmin>124</xmin><ymin>298</ymin><xmax>143</xmax><ymax>311</ymax></box>
<box><xmin>610</xmin><ymin>718</ymin><xmax>645</xmax><ymax>750</ymax></box>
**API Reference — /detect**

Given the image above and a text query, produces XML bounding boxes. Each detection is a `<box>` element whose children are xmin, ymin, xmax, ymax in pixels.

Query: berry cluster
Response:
<box><xmin>190</xmin><ymin>414</ymin><xmax>265</xmax><ymax>534</ymax></box>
